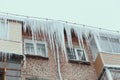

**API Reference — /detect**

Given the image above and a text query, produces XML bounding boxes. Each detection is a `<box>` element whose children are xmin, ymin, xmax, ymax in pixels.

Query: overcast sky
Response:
<box><xmin>0</xmin><ymin>0</ymin><xmax>120</xmax><ymax>31</ymax></box>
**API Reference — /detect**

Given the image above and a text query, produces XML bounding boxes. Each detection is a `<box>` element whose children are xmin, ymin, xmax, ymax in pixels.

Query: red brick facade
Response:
<box><xmin>21</xmin><ymin>32</ymin><xmax>98</xmax><ymax>80</ymax></box>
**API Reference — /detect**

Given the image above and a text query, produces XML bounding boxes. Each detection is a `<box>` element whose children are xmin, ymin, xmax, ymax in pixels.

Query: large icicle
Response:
<box><xmin>1</xmin><ymin>13</ymin><xmax>120</xmax><ymax>61</ymax></box>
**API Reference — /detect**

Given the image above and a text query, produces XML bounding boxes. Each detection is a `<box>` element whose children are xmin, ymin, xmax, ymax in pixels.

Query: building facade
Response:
<box><xmin>0</xmin><ymin>13</ymin><xmax>120</xmax><ymax>80</ymax></box>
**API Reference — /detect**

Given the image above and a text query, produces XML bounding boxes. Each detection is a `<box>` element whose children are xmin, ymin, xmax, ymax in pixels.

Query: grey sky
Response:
<box><xmin>0</xmin><ymin>0</ymin><xmax>120</xmax><ymax>31</ymax></box>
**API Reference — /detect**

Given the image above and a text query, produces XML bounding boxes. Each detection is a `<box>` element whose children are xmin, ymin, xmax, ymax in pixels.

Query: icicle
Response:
<box><xmin>1</xmin><ymin>13</ymin><xmax>120</xmax><ymax>62</ymax></box>
<box><xmin>64</xmin><ymin>24</ymin><xmax>73</xmax><ymax>49</ymax></box>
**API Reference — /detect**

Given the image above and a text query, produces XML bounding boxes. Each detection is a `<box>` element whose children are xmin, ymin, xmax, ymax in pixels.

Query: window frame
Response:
<box><xmin>66</xmin><ymin>48</ymin><xmax>76</xmax><ymax>60</ymax></box>
<box><xmin>98</xmin><ymin>35</ymin><xmax>120</xmax><ymax>54</ymax></box>
<box><xmin>74</xmin><ymin>48</ymin><xmax>88</xmax><ymax>61</ymax></box>
<box><xmin>66</xmin><ymin>47</ymin><xmax>88</xmax><ymax>62</ymax></box>
<box><xmin>24</xmin><ymin>39</ymin><xmax>48</xmax><ymax>58</ymax></box>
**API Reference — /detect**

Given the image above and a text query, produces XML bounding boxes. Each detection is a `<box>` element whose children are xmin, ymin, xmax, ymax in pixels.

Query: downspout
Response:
<box><xmin>55</xmin><ymin>42</ymin><xmax>63</xmax><ymax>80</ymax></box>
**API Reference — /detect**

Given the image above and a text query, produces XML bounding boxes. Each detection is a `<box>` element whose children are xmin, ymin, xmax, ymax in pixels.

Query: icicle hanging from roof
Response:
<box><xmin>22</xmin><ymin>18</ymin><xmax>89</xmax><ymax>61</ymax></box>
<box><xmin>1</xmin><ymin>12</ymin><xmax>120</xmax><ymax>61</ymax></box>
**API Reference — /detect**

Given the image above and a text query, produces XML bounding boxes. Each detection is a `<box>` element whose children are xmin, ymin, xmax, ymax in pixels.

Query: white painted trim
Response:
<box><xmin>83</xmin><ymin>49</ymin><xmax>89</xmax><ymax>61</ymax></box>
<box><xmin>104</xmin><ymin>64</ymin><xmax>120</xmax><ymax>68</ymax></box>
<box><xmin>74</xmin><ymin>48</ymin><xmax>79</xmax><ymax>60</ymax></box>
<box><xmin>99</xmin><ymin>51</ymin><xmax>120</xmax><ymax>55</ymax></box>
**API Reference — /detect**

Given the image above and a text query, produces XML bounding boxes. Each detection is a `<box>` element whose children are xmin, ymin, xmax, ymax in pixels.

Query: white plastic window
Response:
<box><xmin>90</xmin><ymin>34</ymin><xmax>120</xmax><ymax>60</ymax></box>
<box><xmin>24</xmin><ymin>39</ymin><xmax>48</xmax><ymax>57</ymax></box>
<box><xmin>66</xmin><ymin>48</ymin><xmax>87</xmax><ymax>61</ymax></box>
<box><xmin>99</xmin><ymin>36</ymin><xmax>120</xmax><ymax>53</ymax></box>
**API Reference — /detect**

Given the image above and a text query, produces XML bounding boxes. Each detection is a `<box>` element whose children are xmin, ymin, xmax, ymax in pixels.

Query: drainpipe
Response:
<box><xmin>55</xmin><ymin>42</ymin><xmax>63</xmax><ymax>80</ymax></box>
<box><xmin>105</xmin><ymin>68</ymin><xmax>113</xmax><ymax>80</ymax></box>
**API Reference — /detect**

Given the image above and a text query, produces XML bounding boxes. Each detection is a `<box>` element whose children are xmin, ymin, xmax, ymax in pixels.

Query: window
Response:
<box><xmin>66</xmin><ymin>48</ymin><xmax>87</xmax><ymax>61</ymax></box>
<box><xmin>24</xmin><ymin>39</ymin><xmax>48</xmax><ymax>57</ymax></box>
<box><xmin>25</xmin><ymin>43</ymin><xmax>35</xmax><ymax>54</ymax></box>
<box><xmin>37</xmin><ymin>43</ymin><xmax>46</xmax><ymax>57</ymax></box>
<box><xmin>98</xmin><ymin>36</ymin><xmax>120</xmax><ymax>53</ymax></box>
<box><xmin>0</xmin><ymin>20</ymin><xmax>9</xmax><ymax>39</ymax></box>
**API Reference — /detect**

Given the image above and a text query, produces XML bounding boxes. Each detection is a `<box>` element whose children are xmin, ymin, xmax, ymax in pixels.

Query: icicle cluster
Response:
<box><xmin>23</xmin><ymin>18</ymin><xmax>90</xmax><ymax>61</ymax></box>
<box><xmin>0</xmin><ymin>13</ymin><xmax>120</xmax><ymax>61</ymax></box>
<box><xmin>0</xmin><ymin>51</ymin><xmax>23</xmax><ymax>61</ymax></box>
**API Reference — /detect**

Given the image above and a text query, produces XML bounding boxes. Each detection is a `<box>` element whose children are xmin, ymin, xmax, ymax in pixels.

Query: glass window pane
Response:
<box><xmin>98</xmin><ymin>35</ymin><xmax>120</xmax><ymax>53</ymax></box>
<box><xmin>89</xmin><ymin>38</ymin><xmax>99</xmax><ymax>60</ymax></box>
<box><xmin>25</xmin><ymin>43</ymin><xmax>35</xmax><ymax>54</ymax></box>
<box><xmin>109</xmin><ymin>38</ymin><xmax>120</xmax><ymax>53</ymax></box>
<box><xmin>66</xmin><ymin>48</ymin><xmax>76</xmax><ymax>60</ymax></box>
<box><xmin>77</xmin><ymin>50</ymin><xmax>86</xmax><ymax>61</ymax></box>
<box><xmin>99</xmin><ymin>36</ymin><xmax>112</xmax><ymax>52</ymax></box>
<box><xmin>37</xmin><ymin>43</ymin><xmax>46</xmax><ymax>57</ymax></box>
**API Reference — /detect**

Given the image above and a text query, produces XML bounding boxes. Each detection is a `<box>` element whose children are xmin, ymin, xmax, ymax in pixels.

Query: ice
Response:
<box><xmin>0</xmin><ymin>13</ymin><xmax>120</xmax><ymax>61</ymax></box>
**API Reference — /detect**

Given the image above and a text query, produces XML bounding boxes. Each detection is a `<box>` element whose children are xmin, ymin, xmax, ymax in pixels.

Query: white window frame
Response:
<box><xmin>0</xmin><ymin>19</ymin><xmax>9</xmax><ymax>40</ymax></box>
<box><xmin>74</xmin><ymin>48</ymin><xmax>88</xmax><ymax>61</ymax></box>
<box><xmin>67</xmin><ymin>47</ymin><xmax>88</xmax><ymax>62</ymax></box>
<box><xmin>25</xmin><ymin>40</ymin><xmax>35</xmax><ymax>55</ymax></box>
<box><xmin>24</xmin><ymin>39</ymin><xmax>48</xmax><ymax>58</ymax></box>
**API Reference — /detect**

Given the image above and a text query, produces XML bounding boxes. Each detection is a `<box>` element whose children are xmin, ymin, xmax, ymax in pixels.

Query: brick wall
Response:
<box><xmin>21</xmin><ymin>47</ymin><xmax>59</xmax><ymax>80</ymax></box>
<box><xmin>59</xmin><ymin>41</ymin><xmax>98</xmax><ymax>80</ymax></box>
<box><xmin>21</xmin><ymin>31</ymin><xmax>98</xmax><ymax>80</ymax></box>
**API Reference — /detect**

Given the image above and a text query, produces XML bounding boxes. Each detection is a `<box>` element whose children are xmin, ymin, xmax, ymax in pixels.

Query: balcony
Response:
<box><xmin>95</xmin><ymin>52</ymin><xmax>120</xmax><ymax>80</ymax></box>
